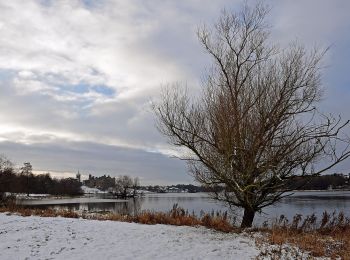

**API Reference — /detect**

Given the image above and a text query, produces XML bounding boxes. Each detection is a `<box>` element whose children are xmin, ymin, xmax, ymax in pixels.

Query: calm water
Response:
<box><xmin>20</xmin><ymin>191</ymin><xmax>350</xmax><ymax>226</ymax></box>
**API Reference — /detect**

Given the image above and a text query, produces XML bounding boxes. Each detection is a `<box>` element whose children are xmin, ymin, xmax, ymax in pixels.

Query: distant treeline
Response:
<box><xmin>143</xmin><ymin>174</ymin><xmax>350</xmax><ymax>193</ymax></box>
<box><xmin>0</xmin><ymin>158</ymin><xmax>82</xmax><ymax>196</ymax></box>
<box><xmin>172</xmin><ymin>184</ymin><xmax>208</xmax><ymax>193</ymax></box>
<box><xmin>285</xmin><ymin>174</ymin><xmax>350</xmax><ymax>190</ymax></box>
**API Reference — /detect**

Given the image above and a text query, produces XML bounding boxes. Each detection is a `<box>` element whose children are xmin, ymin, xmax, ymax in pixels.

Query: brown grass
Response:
<box><xmin>259</xmin><ymin>212</ymin><xmax>350</xmax><ymax>260</ymax></box>
<box><xmin>0</xmin><ymin>203</ymin><xmax>236</xmax><ymax>233</ymax></box>
<box><xmin>0</xmin><ymin>205</ymin><xmax>80</xmax><ymax>218</ymax></box>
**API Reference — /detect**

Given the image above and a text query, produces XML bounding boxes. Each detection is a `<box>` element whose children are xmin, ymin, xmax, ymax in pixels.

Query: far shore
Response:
<box><xmin>13</xmin><ymin>188</ymin><xmax>350</xmax><ymax>201</ymax></box>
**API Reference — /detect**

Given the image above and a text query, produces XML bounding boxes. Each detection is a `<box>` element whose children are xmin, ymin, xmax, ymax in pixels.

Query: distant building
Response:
<box><xmin>83</xmin><ymin>174</ymin><xmax>116</xmax><ymax>191</ymax></box>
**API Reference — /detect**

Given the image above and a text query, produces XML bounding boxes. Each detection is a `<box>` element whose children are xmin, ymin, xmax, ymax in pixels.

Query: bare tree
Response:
<box><xmin>115</xmin><ymin>175</ymin><xmax>133</xmax><ymax>198</ymax></box>
<box><xmin>0</xmin><ymin>156</ymin><xmax>13</xmax><ymax>172</ymax></box>
<box><xmin>132</xmin><ymin>177</ymin><xmax>139</xmax><ymax>197</ymax></box>
<box><xmin>21</xmin><ymin>162</ymin><xmax>33</xmax><ymax>197</ymax></box>
<box><xmin>0</xmin><ymin>156</ymin><xmax>15</xmax><ymax>203</ymax></box>
<box><xmin>153</xmin><ymin>3</ymin><xmax>350</xmax><ymax>228</ymax></box>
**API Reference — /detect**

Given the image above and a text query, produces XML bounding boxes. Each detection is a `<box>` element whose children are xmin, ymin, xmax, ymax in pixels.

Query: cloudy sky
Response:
<box><xmin>0</xmin><ymin>0</ymin><xmax>349</xmax><ymax>184</ymax></box>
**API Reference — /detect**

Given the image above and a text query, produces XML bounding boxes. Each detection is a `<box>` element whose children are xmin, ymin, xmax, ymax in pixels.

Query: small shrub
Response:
<box><xmin>0</xmin><ymin>193</ymin><xmax>16</xmax><ymax>208</ymax></box>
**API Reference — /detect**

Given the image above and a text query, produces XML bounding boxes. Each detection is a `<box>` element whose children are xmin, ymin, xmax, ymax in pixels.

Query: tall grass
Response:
<box><xmin>260</xmin><ymin>211</ymin><xmax>350</xmax><ymax>259</ymax></box>
<box><xmin>0</xmin><ymin>203</ymin><xmax>236</xmax><ymax>233</ymax></box>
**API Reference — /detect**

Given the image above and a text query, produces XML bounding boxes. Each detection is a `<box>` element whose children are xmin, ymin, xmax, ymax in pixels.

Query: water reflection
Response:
<box><xmin>28</xmin><ymin>199</ymin><xmax>144</xmax><ymax>216</ymax></box>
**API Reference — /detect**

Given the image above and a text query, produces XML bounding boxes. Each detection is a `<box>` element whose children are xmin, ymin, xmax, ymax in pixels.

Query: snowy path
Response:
<box><xmin>0</xmin><ymin>213</ymin><xmax>259</xmax><ymax>260</ymax></box>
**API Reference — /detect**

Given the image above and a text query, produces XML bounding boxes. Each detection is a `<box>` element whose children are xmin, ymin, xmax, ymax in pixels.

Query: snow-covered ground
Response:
<box><xmin>0</xmin><ymin>213</ymin><xmax>259</xmax><ymax>260</ymax></box>
<box><xmin>0</xmin><ymin>213</ymin><xmax>320</xmax><ymax>259</ymax></box>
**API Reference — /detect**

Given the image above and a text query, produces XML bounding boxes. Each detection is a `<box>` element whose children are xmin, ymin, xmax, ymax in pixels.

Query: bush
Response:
<box><xmin>0</xmin><ymin>192</ymin><xmax>16</xmax><ymax>208</ymax></box>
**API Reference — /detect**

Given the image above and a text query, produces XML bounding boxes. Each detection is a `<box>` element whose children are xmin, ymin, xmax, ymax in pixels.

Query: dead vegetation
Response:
<box><xmin>0</xmin><ymin>203</ymin><xmax>236</xmax><ymax>233</ymax></box>
<box><xmin>256</xmin><ymin>211</ymin><xmax>350</xmax><ymax>259</ymax></box>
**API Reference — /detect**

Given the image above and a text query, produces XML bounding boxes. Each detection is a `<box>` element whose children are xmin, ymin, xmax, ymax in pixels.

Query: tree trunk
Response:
<box><xmin>241</xmin><ymin>208</ymin><xmax>255</xmax><ymax>228</ymax></box>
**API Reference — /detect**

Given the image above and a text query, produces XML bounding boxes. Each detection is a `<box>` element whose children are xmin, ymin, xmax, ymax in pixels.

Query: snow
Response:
<box><xmin>81</xmin><ymin>185</ymin><xmax>106</xmax><ymax>194</ymax></box>
<box><xmin>12</xmin><ymin>193</ymin><xmax>51</xmax><ymax>200</ymax></box>
<box><xmin>0</xmin><ymin>213</ymin><xmax>259</xmax><ymax>260</ymax></box>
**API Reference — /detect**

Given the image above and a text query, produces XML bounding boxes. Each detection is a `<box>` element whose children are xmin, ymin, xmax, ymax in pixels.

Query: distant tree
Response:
<box><xmin>76</xmin><ymin>171</ymin><xmax>81</xmax><ymax>183</ymax></box>
<box><xmin>153</xmin><ymin>3</ymin><xmax>350</xmax><ymax>227</ymax></box>
<box><xmin>0</xmin><ymin>156</ymin><xmax>15</xmax><ymax>187</ymax></box>
<box><xmin>36</xmin><ymin>173</ymin><xmax>54</xmax><ymax>194</ymax></box>
<box><xmin>115</xmin><ymin>175</ymin><xmax>133</xmax><ymax>198</ymax></box>
<box><xmin>21</xmin><ymin>162</ymin><xmax>33</xmax><ymax>196</ymax></box>
<box><xmin>55</xmin><ymin>177</ymin><xmax>82</xmax><ymax>196</ymax></box>
<box><xmin>0</xmin><ymin>156</ymin><xmax>13</xmax><ymax>172</ymax></box>
<box><xmin>132</xmin><ymin>177</ymin><xmax>140</xmax><ymax>197</ymax></box>
<box><xmin>0</xmin><ymin>156</ymin><xmax>15</xmax><ymax>203</ymax></box>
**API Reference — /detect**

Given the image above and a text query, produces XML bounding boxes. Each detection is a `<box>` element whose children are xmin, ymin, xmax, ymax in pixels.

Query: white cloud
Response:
<box><xmin>0</xmin><ymin>0</ymin><xmax>204</xmax><ymax>152</ymax></box>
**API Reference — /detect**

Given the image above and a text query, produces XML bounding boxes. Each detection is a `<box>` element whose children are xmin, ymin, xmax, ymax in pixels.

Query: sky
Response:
<box><xmin>0</xmin><ymin>0</ymin><xmax>349</xmax><ymax>185</ymax></box>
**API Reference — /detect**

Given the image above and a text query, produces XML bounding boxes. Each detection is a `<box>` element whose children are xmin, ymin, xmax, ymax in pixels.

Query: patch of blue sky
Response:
<box><xmin>57</xmin><ymin>82</ymin><xmax>115</xmax><ymax>96</ymax></box>
<box><xmin>39</xmin><ymin>0</ymin><xmax>105</xmax><ymax>9</ymax></box>
<box><xmin>39</xmin><ymin>0</ymin><xmax>53</xmax><ymax>7</ymax></box>
<box><xmin>92</xmin><ymin>85</ymin><xmax>115</xmax><ymax>96</ymax></box>
<box><xmin>0</xmin><ymin>69</ymin><xmax>16</xmax><ymax>81</ymax></box>
<box><xmin>81</xmin><ymin>0</ymin><xmax>106</xmax><ymax>9</ymax></box>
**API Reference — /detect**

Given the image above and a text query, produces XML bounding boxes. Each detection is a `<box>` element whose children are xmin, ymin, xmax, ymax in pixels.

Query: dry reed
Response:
<box><xmin>0</xmin><ymin>203</ymin><xmax>236</xmax><ymax>233</ymax></box>
<box><xmin>260</xmin><ymin>211</ymin><xmax>350</xmax><ymax>259</ymax></box>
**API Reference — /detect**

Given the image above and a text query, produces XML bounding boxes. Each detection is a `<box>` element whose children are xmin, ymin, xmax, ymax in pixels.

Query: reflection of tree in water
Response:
<box><xmin>29</xmin><ymin>204</ymin><xmax>82</xmax><ymax>212</ymax></box>
<box><xmin>25</xmin><ymin>198</ymin><xmax>145</xmax><ymax>216</ymax></box>
<box><xmin>147</xmin><ymin>196</ymin><xmax>202</xmax><ymax>202</ymax></box>
<box><xmin>73</xmin><ymin>198</ymin><xmax>144</xmax><ymax>215</ymax></box>
<box><xmin>111</xmin><ymin>198</ymin><xmax>143</xmax><ymax>215</ymax></box>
